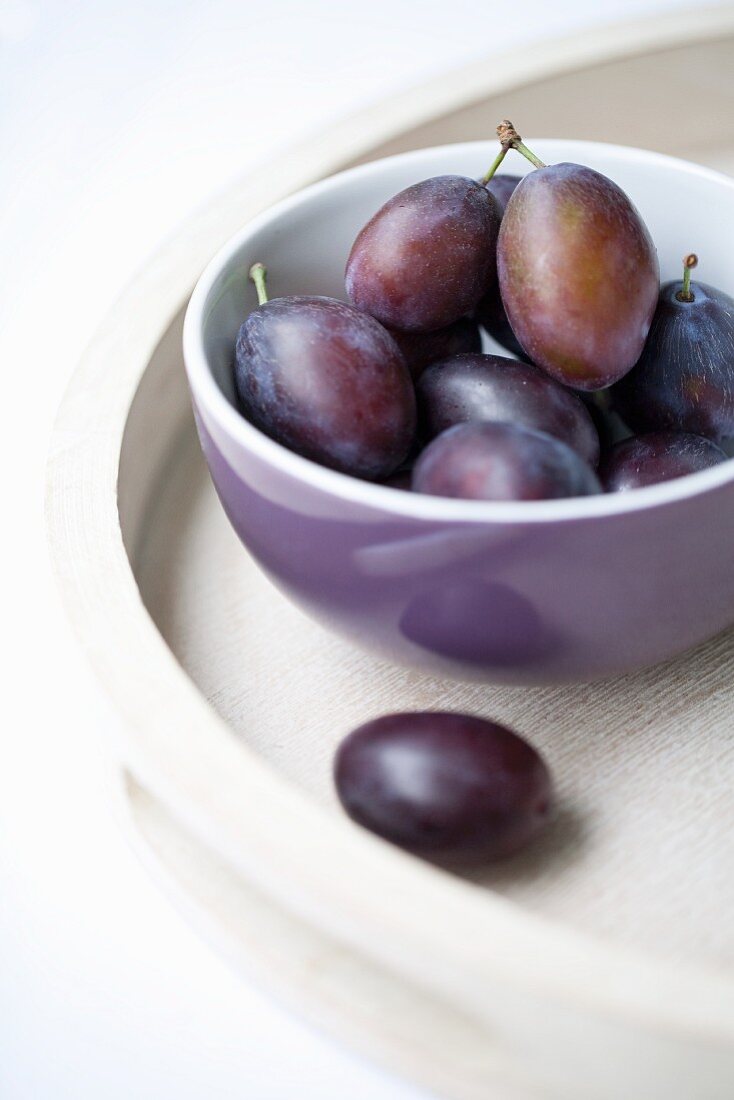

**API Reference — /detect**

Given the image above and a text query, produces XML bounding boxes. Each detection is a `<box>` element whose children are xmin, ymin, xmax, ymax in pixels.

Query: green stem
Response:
<box><xmin>249</xmin><ymin>262</ymin><xmax>269</xmax><ymax>305</ymax></box>
<box><xmin>495</xmin><ymin>120</ymin><xmax>547</xmax><ymax>170</ymax></box>
<box><xmin>480</xmin><ymin>146</ymin><xmax>508</xmax><ymax>184</ymax></box>
<box><xmin>511</xmin><ymin>138</ymin><xmax>546</xmax><ymax>170</ymax></box>
<box><xmin>676</xmin><ymin>253</ymin><xmax>698</xmax><ymax>303</ymax></box>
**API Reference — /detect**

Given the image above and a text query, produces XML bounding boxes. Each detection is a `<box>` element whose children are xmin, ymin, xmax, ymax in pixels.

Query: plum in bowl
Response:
<box><xmin>183</xmin><ymin>140</ymin><xmax>734</xmax><ymax>684</ymax></box>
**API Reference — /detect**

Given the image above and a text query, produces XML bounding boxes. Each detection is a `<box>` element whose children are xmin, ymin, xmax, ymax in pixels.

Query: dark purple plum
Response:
<box><xmin>380</xmin><ymin>469</ymin><xmax>413</xmax><ymax>491</ymax></box>
<box><xmin>600</xmin><ymin>431</ymin><xmax>727</xmax><ymax>492</ymax></box>
<box><xmin>476</xmin><ymin>173</ymin><xmax>528</xmax><ymax>360</ymax></box>
<box><xmin>612</xmin><ymin>256</ymin><xmax>734</xmax><ymax>440</ymax></box>
<box><xmin>412</xmin><ymin>421</ymin><xmax>601</xmax><ymax>501</ymax></box>
<box><xmin>416</xmin><ymin>352</ymin><xmax>599</xmax><ymax>466</ymax></box>
<box><xmin>235</xmin><ymin>264</ymin><xmax>415</xmax><ymax>479</ymax></box>
<box><xmin>388</xmin><ymin>317</ymin><xmax>482</xmax><ymax>380</ymax></box>
<box><xmin>579</xmin><ymin>391</ymin><xmax>619</xmax><ymax>454</ymax></box>
<box><xmin>485</xmin><ymin>172</ymin><xmax>523</xmax><ymax>213</ymax></box>
<box><xmin>345</xmin><ymin>175</ymin><xmax>501</xmax><ymax>331</ymax></box>
<box><xmin>495</xmin><ymin>122</ymin><xmax>659</xmax><ymax>389</ymax></box>
<box><xmin>334</xmin><ymin>711</ymin><xmax>552</xmax><ymax>863</ymax></box>
<box><xmin>475</xmin><ymin>288</ymin><xmax>528</xmax><ymax>362</ymax></box>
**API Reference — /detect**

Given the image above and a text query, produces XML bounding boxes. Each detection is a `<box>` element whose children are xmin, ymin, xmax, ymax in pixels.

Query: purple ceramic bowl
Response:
<box><xmin>183</xmin><ymin>141</ymin><xmax>734</xmax><ymax>684</ymax></box>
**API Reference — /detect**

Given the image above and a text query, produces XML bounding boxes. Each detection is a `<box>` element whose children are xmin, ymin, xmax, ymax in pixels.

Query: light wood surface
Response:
<box><xmin>47</xmin><ymin>11</ymin><xmax>734</xmax><ymax>1099</ymax></box>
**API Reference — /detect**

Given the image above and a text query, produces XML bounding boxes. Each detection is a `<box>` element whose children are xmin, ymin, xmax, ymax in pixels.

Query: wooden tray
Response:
<box><xmin>48</xmin><ymin>10</ymin><xmax>734</xmax><ymax>1099</ymax></box>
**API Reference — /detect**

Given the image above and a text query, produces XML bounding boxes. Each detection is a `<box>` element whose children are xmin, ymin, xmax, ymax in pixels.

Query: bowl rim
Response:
<box><xmin>184</xmin><ymin>138</ymin><xmax>734</xmax><ymax>523</ymax></box>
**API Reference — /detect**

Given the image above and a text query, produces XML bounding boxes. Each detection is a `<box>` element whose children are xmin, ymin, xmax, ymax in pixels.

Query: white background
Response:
<box><xmin>1</xmin><ymin>0</ymin><xmax>696</xmax><ymax>1096</ymax></box>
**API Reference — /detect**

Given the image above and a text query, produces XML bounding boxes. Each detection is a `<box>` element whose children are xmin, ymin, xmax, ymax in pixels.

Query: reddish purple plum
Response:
<box><xmin>235</xmin><ymin>265</ymin><xmax>415</xmax><ymax>479</ymax></box>
<box><xmin>388</xmin><ymin>317</ymin><xmax>481</xmax><ymax>380</ymax></box>
<box><xmin>412</xmin><ymin>421</ymin><xmax>601</xmax><ymax>501</ymax></box>
<box><xmin>346</xmin><ymin>175</ymin><xmax>501</xmax><ymax>331</ymax></box>
<box><xmin>334</xmin><ymin>711</ymin><xmax>552</xmax><ymax>863</ymax></box>
<box><xmin>612</xmin><ymin>257</ymin><xmax>734</xmax><ymax>440</ymax></box>
<box><xmin>495</xmin><ymin>123</ymin><xmax>659</xmax><ymax>389</ymax></box>
<box><xmin>600</xmin><ymin>431</ymin><xmax>727</xmax><ymax>492</ymax></box>
<box><xmin>416</xmin><ymin>353</ymin><xmax>599</xmax><ymax>466</ymax></box>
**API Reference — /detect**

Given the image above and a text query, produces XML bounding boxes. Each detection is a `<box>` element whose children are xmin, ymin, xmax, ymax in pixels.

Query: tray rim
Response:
<box><xmin>46</xmin><ymin>4</ymin><xmax>734</xmax><ymax>1059</ymax></box>
<box><xmin>118</xmin><ymin>771</ymin><xmax>537</xmax><ymax>1100</ymax></box>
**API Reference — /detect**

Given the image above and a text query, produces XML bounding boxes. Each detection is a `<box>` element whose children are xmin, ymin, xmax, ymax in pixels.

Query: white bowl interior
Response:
<box><xmin>200</xmin><ymin>139</ymin><xmax>734</xmax><ymax>411</ymax></box>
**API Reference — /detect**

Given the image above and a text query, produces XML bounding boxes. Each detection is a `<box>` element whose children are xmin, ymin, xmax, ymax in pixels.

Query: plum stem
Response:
<box><xmin>480</xmin><ymin>146</ymin><xmax>508</xmax><ymax>184</ymax></box>
<box><xmin>676</xmin><ymin>253</ymin><xmax>698</xmax><ymax>303</ymax></box>
<box><xmin>249</xmin><ymin>262</ymin><xmax>269</xmax><ymax>305</ymax></box>
<box><xmin>496</xmin><ymin>120</ymin><xmax>547</xmax><ymax>170</ymax></box>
